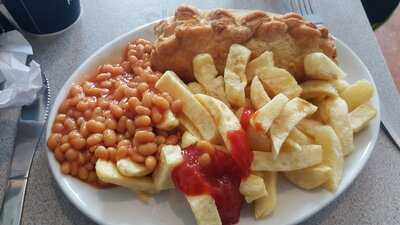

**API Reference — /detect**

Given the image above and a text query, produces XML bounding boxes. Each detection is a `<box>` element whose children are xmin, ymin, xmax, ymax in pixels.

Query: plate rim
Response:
<box><xmin>45</xmin><ymin>18</ymin><xmax>381</xmax><ymax>225</ymax></box>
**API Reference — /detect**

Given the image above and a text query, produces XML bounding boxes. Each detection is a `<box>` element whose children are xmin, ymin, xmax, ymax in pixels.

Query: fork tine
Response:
<box><xmin>301</xmin><ymin>0</ymin><xmax>309</xmax><ymax>15</ymax></box>
<box><xmin>307</xmin><ymin>0</ymin><xmax>314</xmax><ymax>14</ymax></box>
<box><xmin>289</xmin><ymin>0</ymin><xmax>296</xmax><ymax>13</ymax></box>
<box><xmin>295</xmin><ymin>0</ymin><xmax>304</xmax><ymax>15</ymax></box>
<box><xmin>304</xmin><ymin>0</ymin><xmax>314</xmax><ymax>14</ymax></box>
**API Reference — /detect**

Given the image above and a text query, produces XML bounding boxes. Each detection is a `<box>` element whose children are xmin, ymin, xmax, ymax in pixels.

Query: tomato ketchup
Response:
<box><xmin>172</xmin><ymin>128</ymin><xmax>253</xmax><ymax>225</ymax></box>
<box><xmin>240</xmin><ymin>108</ymin><xmax>254</xmax><ymax>130</ymax></box>
<box><xmin>172</xmin><ymin>146</ymin><xmax>243</xmax><ymax>225</ymax></box>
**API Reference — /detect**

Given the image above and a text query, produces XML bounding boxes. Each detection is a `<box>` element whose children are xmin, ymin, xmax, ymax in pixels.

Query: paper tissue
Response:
<box><xmin>0</xmin><ymin>30</ymin><xmax>43</xmax><ymax>108</ymax></box>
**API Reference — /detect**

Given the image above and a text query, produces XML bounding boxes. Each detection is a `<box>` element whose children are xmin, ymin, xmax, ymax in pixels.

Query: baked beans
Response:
<box><xmin>47</xmin><ymin>38</ymin><xmax>183</xmax><ymax>187</ymax></box>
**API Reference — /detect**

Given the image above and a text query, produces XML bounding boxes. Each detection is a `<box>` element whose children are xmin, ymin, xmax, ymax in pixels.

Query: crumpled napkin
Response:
<box><xmin>0</xmin><ymin>30</ymin><xmax>42</xmax><ymax>108</ymax></box>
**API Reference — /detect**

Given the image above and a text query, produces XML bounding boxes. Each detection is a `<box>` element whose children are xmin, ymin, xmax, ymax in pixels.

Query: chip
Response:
<box><xmin>284</xmin><ymin>164</ymin><xmax>332</xmax><ymax>190</ymax></box>
<box><xmin>193</xmin><ymin>53</ymin><xmax>229</xmax><ymax>105</ymax></box>
<box><xmin>156</xmin><ymin>110</ymin><xmax>180</xmax><ymax>131</ymax></box>
<box><xmin>239</xmin><ymin>174</ymin><xmax>268</xmax><ymax>203</ymax></box>
<box><xmin>288</xmin><ymin>127</ymin><xmax>314</xmax><ymax>145</ymax></box>
<box><xmin>246</xmin><ymin>51</ymin><xmax>274</xmax><ymax>81</ymax></box>
<box><xmin>250</xmin><ymin>93</ymin><xmax>289</xmax><ymax>133</ymax></box>
<box><xmin>304</xmin><ymin>52</ymin><xmax>346</xmax><ymax>80</ymax></box>
<box><xmin>251</xmin><ymin>145</ymin><xmax>323</xmax><ymax>171</ymax></box>
<box><xmin>257</xmin><ymin>66</ymin><xmax>302</xmax><ymax>99</ymax></box>
<box><xmin>319</xmin><ymin>97</ymin><xmax>354</xmax><ymax>156</ymax></box>
<box><xmin>329</xmin><ymin>79</ymin><xmax>349</xmax><ymax>94</ymax></box>
<box><xmin>152</xmin><ymin>145</ymin><xmax>183</xmax><ymax>191</ymax></box>
<box><xmin>195</xmin><ymin>94</ymin><xmax>241</xmax><ymax>151</ymax></box>
<box><xmin>116</xmin><ymin>158</ymin><xmax>151</xmax><ymax>177</ymax></box>
<box><xmin>340</xmin><ymin>79</ymin><xmax>374</xmax><ymax>111</ymax></box>
<box><xmin>270</xmin><ymin>97</ymin><xmax>317</xmax><ymax>158</ymax></box>
<box><xmin>250</xmin><ymin>76</ymin><xmax>271</xmax><ymax>109</ymax></box>
<box><xmin>188</xmin><ymin>82</ymin><xmax>206</xmax><ymax>94</ymax></box>
<box><xmin>254</xmin><ymin>172</ymin><xmax>277</xmax><ymax>219</ymax></box>
<box><xmin>297</xmin><ymin>119</ymin><xmax>344</xmax><ymax>191</ymax></box>
<box><xmin>96</xmin><ymin>160</ymin><xmax>158</xmax><ymax>194</ymax></box>
<box><xmin>224</xmin><ymin>44</ymin><xmax>251</xmax><ymax>107</ymax></box>
<box><xmin>181</xmin><ymin>131</ymin><xmax>199</xmax><ymax>148</ymax></box>
<box><xmin>193</xmin><ymin>53</ymin><xmax>218</xmax><ymax>84</ymax></box>
<box><xmin>156</xmin><ymin>71</ymin><xmax>220</xmax><ymax>143</ymax></box>
<box><xmin>300</xmin><ymin>80</ymin><xmax>338</xmax><ymax>100</ymax></box>
<box><xmin>247</xmin><ymin>126</ymin><xmax>271</xmax><ymax>152</ymax></box>
<box><xmin>349</xmin><ymin>103</ymin><xmax>377</xmax><ymax>133</ymax></box>
<box><xmin>186</xmin><ymin>195</ymin><xmax>222</xmax><ymax>225</ymax></box>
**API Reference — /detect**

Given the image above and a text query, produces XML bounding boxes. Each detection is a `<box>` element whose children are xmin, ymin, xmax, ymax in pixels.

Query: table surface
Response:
<box><xmin>375</xmin><ymin>3</ymin><xmax>400</xmax><ymax>91</ymax></box>
<box><xmin>1</xmin><ymin>0</ymin><xmax>399</xmax><ymax>224</ymax></box>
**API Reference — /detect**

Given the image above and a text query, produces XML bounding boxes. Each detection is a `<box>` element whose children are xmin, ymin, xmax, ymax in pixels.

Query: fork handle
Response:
<box><xmin>0</xmin><ymin>178</ymin><xmax>27</xmax><ymax>225</ymax></box>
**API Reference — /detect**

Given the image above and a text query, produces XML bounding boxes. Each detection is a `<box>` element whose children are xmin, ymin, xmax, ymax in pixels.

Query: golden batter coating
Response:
<box><xmin>151</xmin><ymin>5</ymin><xmax>336</xmax><ymax>82</ymax></box>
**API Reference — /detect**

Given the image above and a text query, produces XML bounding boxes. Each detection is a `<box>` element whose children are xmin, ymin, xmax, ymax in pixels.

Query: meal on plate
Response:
<box><xmin>47</xmin><ymin>5</ymin><xmax>377</xmax><ymax>225</ymax></box>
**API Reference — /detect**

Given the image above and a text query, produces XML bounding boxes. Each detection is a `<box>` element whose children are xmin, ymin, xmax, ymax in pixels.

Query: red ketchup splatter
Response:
<box><xmin>172</xmin><ymin>130</ymin><xmax>253</xmax><ymax>225</ymax></box>
<box><xmin>172</xmin><ymin>146</ymin><xmax>243</xmax><ymax>225</ymax></box>
<box><xmin>228</xmin><ymin>129</ymin><xmax>253</xmax><ymax>178</ymax></box>
<box><xmin>240</xmin><ymin>108</ymin><xmax>254</xmax><ymax>130</ymax></box>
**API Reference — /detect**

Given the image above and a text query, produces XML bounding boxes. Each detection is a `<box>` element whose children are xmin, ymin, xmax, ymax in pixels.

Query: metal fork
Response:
<box><xmin>287</xmin><ymin>0</ymin><xmax>323</xmax><ymax>25</ymax></box>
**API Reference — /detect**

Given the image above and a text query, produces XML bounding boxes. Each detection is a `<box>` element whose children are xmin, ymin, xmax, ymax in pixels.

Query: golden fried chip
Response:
<box><xmin>250</xmin><ymin>76</ymin><xmax>271</xmax><ymax>109</ymax></box>
<box><xmin>340</xmin><ymin>79</ymin><xmax>374</xmax><ymax>111</ymax></box>
<box><xmin>224</xmin><ymin>44</ymin><xmax>251</xmax><ymax>107</ymax></box>
<box><xmin>320</xmin><ymin>97</ymin><xmax>354</xmax><ymax>156</ymax></box>
<box><xmin>304</xmin><ymin>52</ymin><xmax>346</xmax><ymax>80</ymax></box>
<box><xmin>251</xmin><ymin>145</ymin><xmax>323</xmax><ymax>171</ymax></box>
<box><xmin>284</xmin><ymin>164</ymin><xmax>332</xmax><ymax>190</ymax></box>
<box><xmin>156</xmin><ymin>71</ymin><xmax>220</xmax><ymax>142</ymax></box>
<box><xmin>257</xmin><ymin>66</ymin><xmax>302</xmax><ymax>99</ymax></box>
<box><xmin>270</xmin><ymin>97</ymin><xmax>317</xmax><ymax>158</ymax></box>
<box><xmin>246</xmin><ymin>51</ymin><xmax>274</xmax><ymax>81</ymax></box>
<box><xmin>254</xmin><ymin>172</ymin><xmax>277</xmax><ymax>219</ymax></box>
<box><xmin>349</xmin><ymin>103</ymin><xmax>377</xmax><ymax>133</ymax></box>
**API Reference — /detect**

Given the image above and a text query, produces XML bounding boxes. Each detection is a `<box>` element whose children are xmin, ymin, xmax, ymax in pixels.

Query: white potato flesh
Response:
<box><xmin>186</xmin><ymin>195</ymin><xmax>222</xmax><ymax>225</ymax></box>
<box><xmin>257</xmin><ymin>66</ymin><xmax>302</xmax><ymax>99</ymax></box>
<box><xmin>297</xmin><ymin>120</ymin><xmax>344</xmax><ymax>192</ymax></box>
<box><xmin>224</xmin><ymin>44</ymin><xmax>251</xmax><ymax>107</ymax></box>
<box><xmin>288</xmin><ymin>127</ymin><xmax>314</xmax><ymax>145</ymax></box>
<box><xmin>193</xmin><ymin>53</ymin><xmax>218</xmax><ymax>84</ymax></box>
<box><xmin>181</xmin><ymin>131</ymin><xmax>199</xmax><ymax>148</ymax></box>
<box><xmin>96</xmin><ymin>160</ymin><xmax>157</xmax><ymax>194</ymax></box>
<box><xmin>188</xmin><ymin>82</ymin><xmax>206</xmax><ymax>94</ymax></box>
<box><xmin>250</xmin><ymin>93</ymin><xmax>289</xmax><ymax>133</ymax></box>
<box><xmin>239</xmin><ymin>174</ymin><xmax>268</xmax><ymax>203</ymax></box>
<box><xmin>250</xmin><ymin>76</ymin><xmax>271</xmax><ymax>109</ymax></box>
<box><xmin>156</xmin><ymin>71</ymin><xmax>220</xmax><ymax>143</ymax></box>
<box><xmin>340</xmin><ymin>79</ymin><xmax>374</xmax><ymax>111</ymax></box>
<box><xmin>192</xmin><ymin>54</ymin><xmax>229</xmax><ymax>105</ymax></box>
<box><xmin>251</xmin><ymin>145</ymin><xmax>323</xmax><ymax>171</ymax></box>
<box><xmin>152</xmin><ymin>145</ymin><xmax>183</xmax><ymax>191</ymax></box>
<box><xmin>195</xmin><ymin>94</ymin><xmax>241</xmax><ymax>152</ymax></box>
<box><xmin>253</xmin><ymin>172</ymin><xmax>277</xmax><ymax>219</ymax></box>
<box><xmin>304</xmin><ymin>52</ymin><xmax>346</xmax><ymax>80</ymax></box>
<box><xmin>246</xmin><ymin>51</ymin><xmax>274</xmax><ymax>81</ymax></box>
<box><xmin>156</xmin><ymin>110</ymin><xmax>180</xmax><ymax>131</ymax></box>
<box><xmin>329</xmin><ymin>79</ymin><xmax>349</xmax><ymax>94</ymax></box>
<box><xmin>320</xmin><ymin>97</ymin><xmax>354</xmax><ymax>156</ymax></box>
<box><xmin>270</xmin><ymin>97</ymin><xmax>317</xmax><ymax>158</ymax></box>
<box><xmin>116</xmin><ymin>158</ymin><xmax>151</xmax><ymax>177</ymax></box>
<box><xmin>178</xmin><ymin>114</ymin><xmax>202</xmax><ymax>139</ymax></box>
<box><xmin>284</xmin><ymin>164</ymin><xmax>332</xmax><ymax>190</ymax></box>
<box><xmin>300</xmin><ymin>80</ymin><xmax>338</xmax><ymax>100</ymax></box>
<box><xmin>349</xmin><ymin>103</ymin><xmax>377</xmax><ymax>133</ymax></box>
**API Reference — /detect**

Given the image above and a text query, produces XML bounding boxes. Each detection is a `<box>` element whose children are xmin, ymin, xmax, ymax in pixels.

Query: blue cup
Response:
<box><xmin>2</xmin><ymin>0</ymin><xmax>81</xmax><ymax>35</ymax></box>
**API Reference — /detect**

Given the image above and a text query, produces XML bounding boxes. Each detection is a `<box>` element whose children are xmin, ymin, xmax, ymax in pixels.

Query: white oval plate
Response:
<box><xmin>46</xmin><ymin>19</ymin><xmax>380</xmax><ymax>225</ymax></box>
